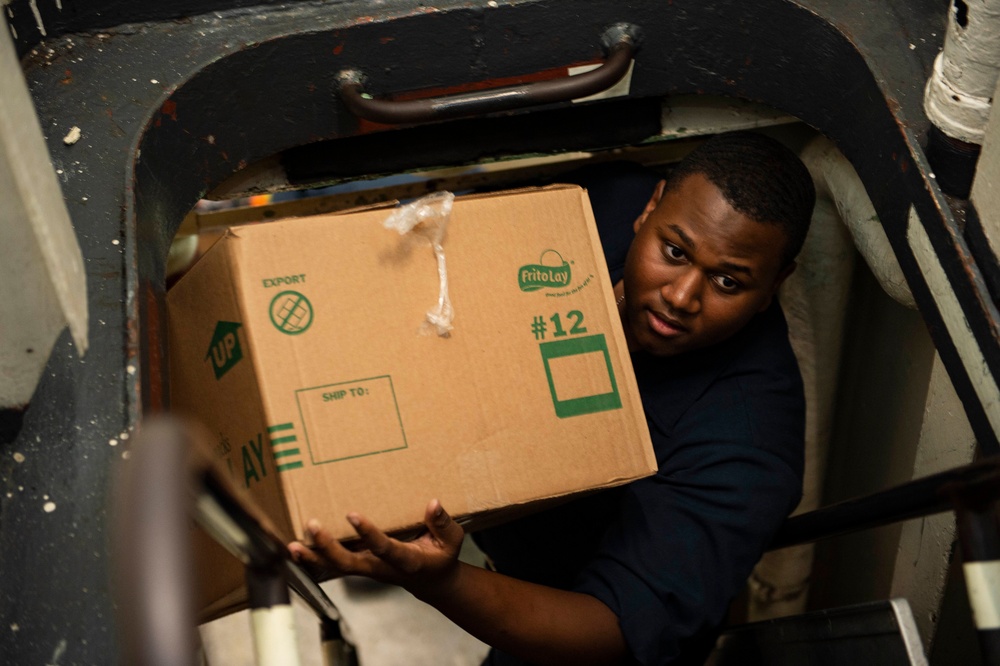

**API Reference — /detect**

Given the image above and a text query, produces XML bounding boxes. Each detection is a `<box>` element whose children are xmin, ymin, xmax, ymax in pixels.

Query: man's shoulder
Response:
<box><xmin>688</xmin><ymin>301</ymin><xmax>805</xmax><ymax>472</ymax></box>
<box><xmin>637</xmin><ymin>301</ymin><xmax>805</xmax><ymax>476</ymax></box>
<box><xmin>723</xmin><ymin>301</ymin><xmax>803</xmax><ymax>394</ymax></box>
<box><xmin>637</xmin><ymin>301</ymin><xmax>802</xmax><ymax>416</ymax></box>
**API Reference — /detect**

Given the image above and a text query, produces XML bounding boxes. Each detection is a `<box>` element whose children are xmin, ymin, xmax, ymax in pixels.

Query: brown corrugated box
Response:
<box><xmin>167</xmin><ymin>185</ymin><xmax>656</xmax><ymax>617</ymax></box>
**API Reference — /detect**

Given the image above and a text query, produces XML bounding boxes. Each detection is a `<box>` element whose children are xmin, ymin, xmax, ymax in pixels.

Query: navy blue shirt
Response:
<box><xmin>475</xmin><ymin>169</ymin><xmax>806</xmax><ymax>665</ymax></box>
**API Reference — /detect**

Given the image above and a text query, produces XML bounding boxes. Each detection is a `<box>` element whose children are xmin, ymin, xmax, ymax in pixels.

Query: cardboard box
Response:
<box><xmin>167</xmin><ymin>185</ymin><xmax>655</xmax><ymax>616</ymax></box>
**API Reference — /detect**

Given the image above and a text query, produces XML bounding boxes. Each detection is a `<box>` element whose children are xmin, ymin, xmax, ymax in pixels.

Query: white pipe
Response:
<box><xmin>799</xmin><ymin>136</ymin><xmax>916</xmax><ymax>309</ymax></box>
<box><xmin>250</xmin><ymin>604</ymin><xmax>302</xmax><ymax>666</ymax></box>
<box><xmin>750</xmin><ymin>196</ymin><xmax>855</xmax><ymax>620</ymax></box>
<box><xmin>924</xmin><ymin>0</ymin><xmax>1000</xmax><ymax>144</ymax></box>
<box><xmin>748</xmin><ymin>135</ymin><xmax>918</xmax><ymax>620</ymax></box>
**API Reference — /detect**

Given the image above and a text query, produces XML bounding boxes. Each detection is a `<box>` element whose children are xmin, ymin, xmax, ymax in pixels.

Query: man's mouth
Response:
<box><xmin>647</xmin><ymin>310</ymin><xmax>687</xmax><ymax>338</ymax></box>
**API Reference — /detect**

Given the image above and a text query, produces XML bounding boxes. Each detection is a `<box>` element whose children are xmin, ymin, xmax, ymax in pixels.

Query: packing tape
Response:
<box><xmin>383</xmin><ymin>191</ymin><xmax>456</xmax><ymax>336</ymax></box>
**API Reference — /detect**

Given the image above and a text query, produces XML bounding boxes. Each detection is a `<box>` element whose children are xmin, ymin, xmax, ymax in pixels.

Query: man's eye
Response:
<box><xmin>713</xmin><ymin>275</ymin><xmax>741</xmax><ymax>292</ymax></box>
<box><xmin>665</xmin><ymin>244</ymin><xmax>685</xmax><ymax>260</ymax></box>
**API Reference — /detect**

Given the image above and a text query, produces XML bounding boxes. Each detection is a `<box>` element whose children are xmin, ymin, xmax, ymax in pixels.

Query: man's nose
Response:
<box><xmin>663</xmin><ymin>269</ymin><xmax>702</xmax><ymax>314</ymax></box>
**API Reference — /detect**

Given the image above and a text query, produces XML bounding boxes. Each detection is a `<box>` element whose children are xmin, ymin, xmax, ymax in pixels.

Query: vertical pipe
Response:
<box><xmin>924</xmin><ymin>0</ymin><xmax>1000</xmax><ymax>196</ymax></box>
<box><xmin>246</xmin><ymin>565</ymin><xmax>302</xmax><ymax>666</ymax></box>
<box><xmin>750</xmin><ymin>195</ymin><xmax>855</xmax><ymax>620</ymax></box>
<box><xmin>114</xmin><ymin>419</ymin><xmax>198</xmax><ymax>666</ymax></box>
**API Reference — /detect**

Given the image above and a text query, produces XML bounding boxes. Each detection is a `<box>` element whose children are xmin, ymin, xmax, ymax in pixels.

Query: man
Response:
<box><xmin>289</xmin><ymin>131</ymin><xmax>815</xmax><ymax>665</ymax></box>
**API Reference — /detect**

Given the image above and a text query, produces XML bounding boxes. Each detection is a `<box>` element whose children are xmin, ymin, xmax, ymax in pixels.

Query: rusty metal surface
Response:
<box><xmin>1</xmin><ymin>0</ymin><xmax>997</xmax><ymax>663</ymax></box>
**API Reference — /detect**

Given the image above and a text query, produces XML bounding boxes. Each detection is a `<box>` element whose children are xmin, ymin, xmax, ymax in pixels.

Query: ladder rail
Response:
<box><xmin>114</xmin><ymin>416</ymin><xmax>358</xmax><ymax>666</ymax></box>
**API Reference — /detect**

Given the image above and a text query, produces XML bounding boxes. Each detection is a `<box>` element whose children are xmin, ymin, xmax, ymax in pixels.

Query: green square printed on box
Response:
<box><xmin>539</xmin><ymin>334</ymin><xmax>622</xmax><ymax>418</ymax></box>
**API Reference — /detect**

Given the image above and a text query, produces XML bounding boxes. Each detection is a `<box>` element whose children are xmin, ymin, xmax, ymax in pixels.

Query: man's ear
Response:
<box><xmin>633</xmin><ymin>179</ymin><xmax>668</xmax><ymax>233</ymax></box>
<box><xmin>758</xmin><ymin>261</ymin><xmax>797</xmax><ymax>312</ymax></box>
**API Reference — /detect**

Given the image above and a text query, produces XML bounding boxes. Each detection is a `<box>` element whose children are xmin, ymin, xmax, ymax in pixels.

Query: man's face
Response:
<box><xmin>622</xmin><ymin>172</ymin><xmax>795</xmax><ymax>357</ymax></box>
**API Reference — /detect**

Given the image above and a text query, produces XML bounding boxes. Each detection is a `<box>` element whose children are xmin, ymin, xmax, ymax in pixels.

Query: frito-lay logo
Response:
<box><xmin>518</xmin><ymin>250</ymin><xmax>571</xmax><ymax>292</ymax></box>
<box><xmin>205</xmin><ymin>321</ymin><xmax>243</xmax><ymax>380</ymax></box>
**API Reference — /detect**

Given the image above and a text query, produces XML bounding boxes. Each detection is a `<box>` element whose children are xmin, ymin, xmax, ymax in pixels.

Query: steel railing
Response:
<box><xmin>114</xmin><ymin>416</ymin><xmax>358</xmax><ymax>666</ymax></box>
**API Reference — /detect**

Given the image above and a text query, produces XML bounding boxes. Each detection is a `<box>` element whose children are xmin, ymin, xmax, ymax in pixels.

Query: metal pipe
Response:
<box><xmin>113</xmin><ymin>417</ymin><xmax>357</xmax><ymax>664</ymax></box>
<box><xmin>770</xmin><ymin>455</ymin><xmax>1000</xmax><ymax>550</ymax></box>
<box><xmin>113</xmin><ymin>419</ymin><xmax>199</xmax><ymax>666</ymax></box>
<box><xmin>337</xmin><ymin>24</ymin><xmax>637</xmax><ymax>125</ymax></box>
<box><xmin>799</xmin><ymin>135</ymin><xmax>915</xmax><ymax>308</ymax></box>
<box><xmin>923</xmin><ymin>0</ymin><xmax>1000</xmax><ymax>196</ymax></box>
<box><xmin>247</xmin><ymin>565</ymin><xmax>303</xmax><ymax>666</ymax></box>
<box><xmin>925</xmin><ymin>0</ymin><xmax>1000</xmax><ymax>145</ymax></box>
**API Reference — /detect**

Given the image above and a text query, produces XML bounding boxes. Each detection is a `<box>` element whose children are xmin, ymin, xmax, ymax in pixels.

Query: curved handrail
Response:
<box><xmin>113</xmin><ymin>418</ymin><xmax>199</xmax><ymax>666</ymax></box>
<box><xmin>112</xmin><ymin>416</ymin><xmax>357</xmax><ymax>665</ymax></box>
<box><xmin>337</xmin><ymin>25</ymin><xmax>638</xmax><ymax>125</ymax></box>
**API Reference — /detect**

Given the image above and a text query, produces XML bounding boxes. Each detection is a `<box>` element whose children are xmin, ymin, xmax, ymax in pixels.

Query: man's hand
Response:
<box><xmin>287</xmin><ymin>499</ymin><xmax>465</xmax><ymax>595</ymax></box>
<box><xmin>289</xmin><ymin>499</ymin><xmax>627</xmax><ymax>665</ymax></box>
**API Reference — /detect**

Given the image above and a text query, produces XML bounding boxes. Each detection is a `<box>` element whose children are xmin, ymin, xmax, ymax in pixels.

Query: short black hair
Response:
<box><xmin>666</xmin><ymin>131</ymin><xmax>815</xmax><ymax>267</ymax></box>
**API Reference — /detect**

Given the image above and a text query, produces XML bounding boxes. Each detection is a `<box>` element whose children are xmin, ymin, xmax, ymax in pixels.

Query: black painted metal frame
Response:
<box><xmin>2</xmin><ymin>0</ymin><xmax>998</xmax><ymax>662</ymax></box>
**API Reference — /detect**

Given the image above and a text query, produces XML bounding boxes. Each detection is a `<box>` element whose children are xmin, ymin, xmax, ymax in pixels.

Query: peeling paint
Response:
<box><xmin>161</xmin><ymin>99</ymin><xmax>177</xmax><ymax>121</ymax></box>
<box><xmin>46</xmin><ymin>638</ymin><xmax>66</xmax><ymax>665</ymax></box>
<box><xmin>62</xmin><ymin>126</ymin><xmax>81</xmax><ymax>145</ymax></box>
<box><xmin>27</xmin><ymin>0</ymin><xmax>45</xmax><ymax>36</ymax></box>
<box><xmin>924</xmin><ymin>0</ymin><xmax>1000</xmax><ymax>142</ymax></box>
<box><xmin>5</xmin><ymin>6</ymin><xmax>15</xmax><ymax>40</ymax></box>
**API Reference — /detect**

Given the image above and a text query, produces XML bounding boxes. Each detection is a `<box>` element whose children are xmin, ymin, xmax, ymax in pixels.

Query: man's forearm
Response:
<box><xmin>409</xmin><ymin>561</ymin><xmax>628</xmax><ymax>666</ymax></box>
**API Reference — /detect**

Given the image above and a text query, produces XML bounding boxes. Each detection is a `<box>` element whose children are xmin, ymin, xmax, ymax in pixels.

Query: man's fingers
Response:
<box><xmin>424</xmin><ymin>499</ymin><xmax>464</xmax><ymax>549</ymax></box>
<box><xmin>348</xmin><ymin>513</ymin><xmax>405</xmax><ymax>564</ymax></box>
<box><xmin>288</xmin><ymin>541</ymin><xmax>332</xmax><ymax>577</ymax></box>
<box><xmin>299</xmin><ymin>520</ymin><xmax>372</xmax><ymax>576</ymax></box>
<box><xmin>307</xmin><ymin>519</ymin><xmax>341</xmax><ymax>556</ymax></box>
<box><xmin>288</xmin><ymin>541</ymin><xmax>322</xmax><ymax>567</ymax></box>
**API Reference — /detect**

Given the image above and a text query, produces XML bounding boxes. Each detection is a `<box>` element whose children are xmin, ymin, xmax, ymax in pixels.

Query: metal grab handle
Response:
<box><xmin>337</xmin><ymin>24</ymin><xmax>639</xmax><ymax>125</ymax></box>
